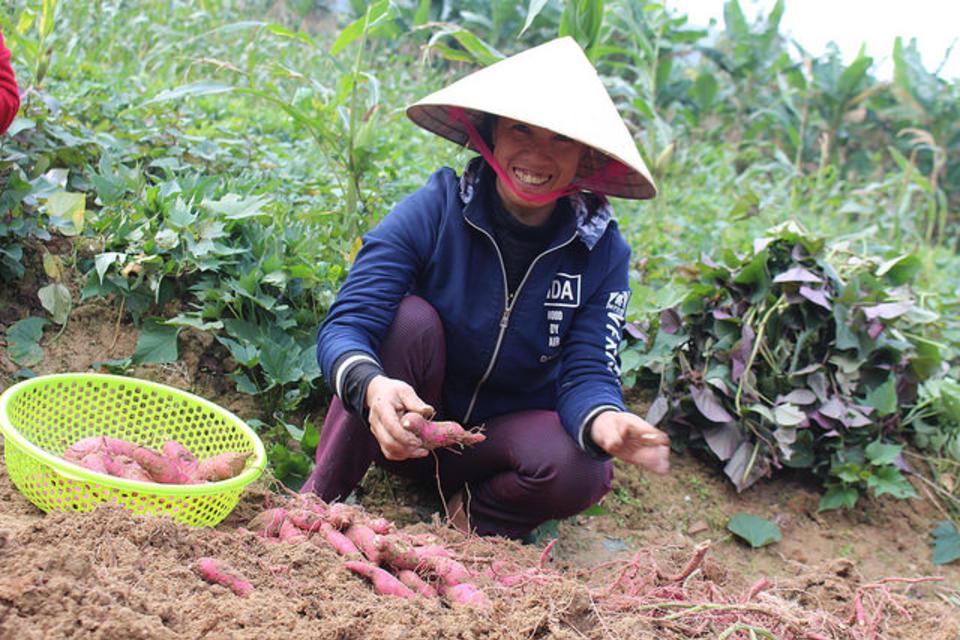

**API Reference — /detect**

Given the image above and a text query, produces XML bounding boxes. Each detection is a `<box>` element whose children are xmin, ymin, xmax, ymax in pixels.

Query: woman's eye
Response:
<box><xmin>512</xmin><ymin>124</ymin><xmax>530</xmax><ymax>133</ymax></box>
<box><xmin>555</xmin><ymin>135</ymin><xmax>574</xmax><ymax>144</ymax></box>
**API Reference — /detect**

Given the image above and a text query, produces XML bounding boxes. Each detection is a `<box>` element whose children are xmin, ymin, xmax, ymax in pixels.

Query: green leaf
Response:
<box><xmin>867</xmin><ymin>466</ymin><xmax>916</xmax><ymax>499</ymax></box>
<box><xmin>520</xmin><ymin>0</ymin><xmax>552</xmax><ymax>36</ymax></box>
<box><xmin>46</xmin><ymin>191</ymin><xmax>86</xmax><ymax>236</ymax></box>
<box><xmin>202</xmin><ymin>193</ymin><xmax>272</xmax><ymax>219</ymax></box>
<box><xmin>932</xmin><ymin>520</ymin><xmax>960</xmax><ymax>565</ymax></box>
<box><xmin>331</xmin><ymin>0</ymin><xmax>390</xmax><ymax>56</ymax></box>
<box><xmin>133</xmin><ymin>320</ymin><xmax>179</xmax><ymax>365</ymax></box>
<box><xmin>5</xmin><ymin>317</ymin><xmax>49</xmax><ymax>367</ymax></box>
<box><xmin>727</xmin><ymin>513</ymin><xmax>782</xmax><ymax>548</ymax></box>
<box><xmin>94</xmin><ymin>252</ymin><xmax>125</xmax><ymax>284</ymax></box>
<box><xmin>38</xmin><ymin>283</ymin><xmax>71</xmax><ymax>325</ymax></box>
<box><xmin>865</xmin><ymin>441</ymin><xmax>902</xmax><ymax>466</ymax></box>
<box><xmin>819</xmin><ymin>484</ymin><xmax>859</xmax><ymax>511</ymax></box>
<box><xmin>864</xmin><ymin>375</ymin><xmax>897</xmax><ymax>416</ymax></box>
<box><xmin>301</xmin><ymin>420</ymin><xmax>320</xmax><ymax>457</ymax></box>
<box><xmin>144</xmin><ymin>81</ymin><xmax>235</xmax><ymax>105</ymax></box>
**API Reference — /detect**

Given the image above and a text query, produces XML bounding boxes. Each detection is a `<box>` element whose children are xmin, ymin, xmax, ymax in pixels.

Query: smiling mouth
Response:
<box><xmin>512</xmin><ymin>166</ymin><xmax>551</xmax><ymax>187</ymax></box>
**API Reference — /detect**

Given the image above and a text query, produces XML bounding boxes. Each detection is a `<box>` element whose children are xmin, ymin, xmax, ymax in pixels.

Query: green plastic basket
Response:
<box><xmin>0</xmin><ymin>373</ymin><xmax>267</xmax><ymax>527</ymax></box>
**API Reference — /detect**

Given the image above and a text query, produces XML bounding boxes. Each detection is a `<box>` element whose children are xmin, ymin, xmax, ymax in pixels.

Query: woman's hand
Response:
<box><xmin>591</xmin><ymin>411</ymin><xmax>670</xmax><ymax>474</ymax></box>
<box><xmin>364</xmin><ymin>375</ymin><xmax>434</xmax><ymax>461</ymax></box>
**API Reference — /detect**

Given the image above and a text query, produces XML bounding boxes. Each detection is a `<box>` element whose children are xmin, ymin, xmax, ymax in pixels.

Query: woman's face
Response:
<box><xmin>491</xmin><ymin>117</ymin><xmax>586</xmax><ymax>223</ymax></box>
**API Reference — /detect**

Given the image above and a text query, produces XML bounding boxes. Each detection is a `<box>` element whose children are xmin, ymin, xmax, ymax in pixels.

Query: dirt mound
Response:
<box><xmin>1</xmin><ymin>463</ymin><xmax>956</xmax><ymax>639</ymax></box>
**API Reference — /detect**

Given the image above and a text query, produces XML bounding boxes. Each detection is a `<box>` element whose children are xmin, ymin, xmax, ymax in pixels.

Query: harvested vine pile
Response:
<box><xmin>0</xmin><ymin>472</ymin><xmax>954</xmax><ymax>640</ymax></box>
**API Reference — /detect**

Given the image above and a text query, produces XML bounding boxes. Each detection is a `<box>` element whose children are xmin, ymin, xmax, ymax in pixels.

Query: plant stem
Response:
<box><xmin>735</xmin><ymin>294</ymin><xmax>787</xmax><ymax>414</ymax></box>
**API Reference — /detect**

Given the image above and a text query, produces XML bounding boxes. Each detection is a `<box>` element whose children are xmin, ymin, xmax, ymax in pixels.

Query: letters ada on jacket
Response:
<box><xmin>316</xmin><ymin>167</ymin><xmax>632</xmax><ymax>454</ymax></box>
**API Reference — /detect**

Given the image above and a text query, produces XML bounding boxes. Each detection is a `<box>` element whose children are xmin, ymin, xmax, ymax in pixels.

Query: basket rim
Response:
<box><xmin>0</xmin><ymin>372</ymin><xmax>268</xmax><ymax>497</ymax></box>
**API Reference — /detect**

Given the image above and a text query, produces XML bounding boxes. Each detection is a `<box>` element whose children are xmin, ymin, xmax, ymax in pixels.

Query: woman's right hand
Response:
<box><xmin>364</xmin><ymin>375</ymin><xmax>434</xmax><ymax>461</ymax></box>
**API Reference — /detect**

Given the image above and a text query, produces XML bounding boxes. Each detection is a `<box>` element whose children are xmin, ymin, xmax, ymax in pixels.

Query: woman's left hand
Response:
<box><xmin>591</xmin><ymin>411</ymin><xmax>670</xmax><ymax>474</ymax></box>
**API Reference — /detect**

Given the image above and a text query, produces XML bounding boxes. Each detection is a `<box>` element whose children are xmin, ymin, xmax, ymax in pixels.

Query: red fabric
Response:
<box><xmin>0</xmin><ymin>31</ymin><xmax>21</xmax><ymax>135</ymax></box>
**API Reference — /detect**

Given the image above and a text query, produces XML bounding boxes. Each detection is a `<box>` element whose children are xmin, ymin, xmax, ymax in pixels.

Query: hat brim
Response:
<box><xmin>407</xmin><ymin>104</ymin><xmax>656</xmax><ymax>201</ymax></box>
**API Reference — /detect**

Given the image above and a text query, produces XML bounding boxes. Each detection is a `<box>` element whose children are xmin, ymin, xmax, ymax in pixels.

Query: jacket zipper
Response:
<box><xmin>461</xmin><ymin>217</ymin><xmax>578</xmax><ymax>425</ymax></box>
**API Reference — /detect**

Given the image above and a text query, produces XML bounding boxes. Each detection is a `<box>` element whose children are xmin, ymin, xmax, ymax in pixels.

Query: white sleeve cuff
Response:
<box><xmin>333</xmin><ymin>354</ymin><xmax>380</xmax><ymax>399</ymax></box>
<box><xmin>577</xmin><ymin>404</ymin><xmax>622</xmax><ymax>451</ymax></box>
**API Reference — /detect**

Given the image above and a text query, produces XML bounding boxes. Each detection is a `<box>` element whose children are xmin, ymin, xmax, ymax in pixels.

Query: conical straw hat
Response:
<box><xmin>407</xmin><ymin>37</ymin><xmax>656</xmax><ymax>200</ymax></box>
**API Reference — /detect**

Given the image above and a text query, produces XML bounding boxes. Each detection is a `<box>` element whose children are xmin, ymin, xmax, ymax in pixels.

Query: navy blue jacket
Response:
<box><xmin>317</xmin><ymin>163</ymin><xmax>632</xmax><ymax>454</ymax></box>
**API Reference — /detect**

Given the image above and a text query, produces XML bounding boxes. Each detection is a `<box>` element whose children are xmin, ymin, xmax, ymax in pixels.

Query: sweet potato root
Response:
<box><xmin>197</xmin><ymin>451</ymin><xmax>252</xmax><ymax>482</ymax></box>
<box><xmin>344</xmin><ymin>524</ymin><xmax>382</xmax><ymax>564</ymax></box>
<box><xmin>316</xmin><ymin>523</ymin><xmax>362</xmax><ymax>558</ymax></box>
<box><xmin>130</xmin><ymin>445</ymin><xmax>191</xmax><ymax>484</ymax></box>
<box><xmin>103</xmin><ymin>454</ymin><xmax>153</xmax><ymax>482</ymax></box>
<box><xmin>344</xmin><ymin>561</ymin><xmax>416</xmax><ymax>598</ymax></box>
<box><xmin>397</xmin><ymin>569</ymin><xmax>438</xmax><ymax>598</ymax></box>
<box><xmin>195</xmin><ymin>557</ymin><xmax>254</xmax><ymax>597</ymax></box>
<box><xmin>442</xmin><ymin>582</ymin><xmax>490</xmax><ymax>607</ymax></box>
<box><xmin>400</xmin><ymin>412</ymin><xmax>485</xmax><ymax>449</ymax></box>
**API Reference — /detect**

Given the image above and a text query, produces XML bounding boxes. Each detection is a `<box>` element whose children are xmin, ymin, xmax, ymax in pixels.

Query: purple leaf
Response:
<box><xmin>893</xmin><ymin>453</ymin><xmax>912</xmax><ymax>473</ymax></box>
<box><xmin>713</xmin><ymin>308</ymin><xmax>734</xmax><ymax>320</ymax></box>
<box><xmin>703</xmin><ymin>423</ymin><xmax>743</xmax><ymax>461</ymax></box>
<box><xmin>731</xmin><ymin>324</ymin><xmax>755</xmax><ymax>382</ymax></box>
<box><xmin>842</xmin><ymin>406</ymin><xmax>872</xmax><ymax>428</ymax></box>
<box><xmin>793</xmin><ymin>363</ymin><xmax>822</xmax><ymax>376</ymax></box>
<box><xmin>660</xmin><ymin>308</ymin><xmax>681</xmax><ymax>334</ymax></box>
<box><xmin>700</xmin><ymin>253</ymin><xmax>719</xmax><ymax>268</ymax></box>
<box><xmin>645</xmin><ymin>394</ymin><xmax>669</xmax><ymax>426</ymax></box>
<box><xmin>867</xmin><ymin>321</ymin><xmax>884</xmax><ymax>339</ymax></box>
<box><xmin>799</xmin><ymin>285</ymin><xmax>832</xmax><ymax>310</ymax></box>
<box><xmin>862</xmin><ymin>302</ymin><xmax>912</xmax><ymax>321</ymax></box>
<box><xmin>773</xmin><ymin>267</ymin><xmax>822</xmax><ymax>284</ymax></box>
<box><xmin>809</xmin><ymin>410</ymin><xmax>834</xmax><ymax>430</ymax></box>
<box><xmin>624</xmin><ymin>321</ymin><xmax>646</xmax><ymax>340</ymax></box>
<box><xmin>691</xmin><ymin>385</ymin><xmax>735</xmax><ymax>423</ymax></box>
<box><xmin>819</xmin><ymin>397</ymin><xmax>846</xmax><ymax>420</ymax></box>
<box><xmin>724</xmin><ymin>440</ymin><xmax>769</xmax><ymax>492</ymax></box>
<box><xmin>776</xmin><ymin>389</ymin><xmax>817</xmax><ymax>405</ymax></box>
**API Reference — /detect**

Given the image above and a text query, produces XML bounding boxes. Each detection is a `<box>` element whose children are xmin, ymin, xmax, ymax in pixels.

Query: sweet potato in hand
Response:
<box><xmin>400</xmin><ymin>412</ymin><xmax>485</xmax><ymax>450</ymax></box>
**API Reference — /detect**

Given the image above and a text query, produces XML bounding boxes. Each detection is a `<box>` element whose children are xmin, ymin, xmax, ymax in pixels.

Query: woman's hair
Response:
<box><xmin>478</xmin><ymin>113</ymin><xmax>497</xmax><ymax>149</ymax></box>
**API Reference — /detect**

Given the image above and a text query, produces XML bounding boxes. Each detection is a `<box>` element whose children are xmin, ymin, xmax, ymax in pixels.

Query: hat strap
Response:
<box><xmin>447</xmin><ymin>107</ymin><xmax>630</xmax><ymax>205</ymax></box>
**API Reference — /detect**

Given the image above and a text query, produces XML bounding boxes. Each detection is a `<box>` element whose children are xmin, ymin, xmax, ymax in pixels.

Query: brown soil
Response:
<box><xmin>1</xmin><ymin>284</ymin><xmax>959</xmax><ymax>638</ymax></box>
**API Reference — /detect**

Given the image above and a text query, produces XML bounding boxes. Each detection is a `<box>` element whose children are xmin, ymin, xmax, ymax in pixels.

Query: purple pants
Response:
<box><xmin>303</xmin><ymin>296</ymin><xmax>613</xmax><ymax>539</ymax></box>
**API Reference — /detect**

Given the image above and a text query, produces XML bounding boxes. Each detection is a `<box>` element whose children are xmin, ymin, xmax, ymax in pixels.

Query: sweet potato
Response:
<box><xmin>344</xmin><ymin>561</ymin><xmax>415</xmax><ymax>598</ymax></box>
<box><xmin>77</xmin><ymin>452</ymin><xmax>111</xmax><ymax>475</ymax></box>
<box><xmin>197</xmin><ymin>451</ymin><xmax>252</xmax><ymax>481</ymax></box>
<box><xmin>420</xmin><ymin>556</ymin><xmax>472</xmax><ymax>587</ymax></box>
<box><xmin>344</xmin><ymin>524</ymin><xmax>382</xmax><ymax>564</ymax></box>
<box><xmin>195</xmin><ymin>557</ymin><xmax>254</xmax><ymax>597</ymax></box>
<box><xmin>441</xmin><ymin>582</ymin><xmax>490</xmax><ymax>607</ymax></box>
<box><xmin>400</xmin><ymin>412</ymin><xmax>485</xmax><ymax>449</ymax></box>
<box><xmin>131</xmin><ymin>445</ymin><xmax>191</xmax><ymax>484</ymax></box>
<box><xmin>397</xmin><ymin>569</ymin><xmax>438</xmax><ymax>598</ymax></box>
<box><xmin>247</xmin><ymin>508</ymin><xmax>288</xmax><ymax>538</ymax></box>
<box><xmin>317</xmin><ymin>523</ymin><xmax>362</xmax><ymax>558</ymax></box>
<box><xmin>162</xmin><ymin>440</ymin><xmax>200</xmax><ymax>480</ymax></box>
<box><xmin>103</xmin><ymin>455</ymin><xmax>153</xmax><ymax>482</ymax></box>
<box><xmin>63</xmin><ymin>436</ymin><xmax>109</xmax><ymax>462</ymax></box>
<box><xmin>287</xmin><ymin>509</ymin><xmax>324</xmax><ymax>533</ymax></box>
<box><xmin>64</xmin><ymin>436</ymin><xmax>137</xmax><ymax>462</ymax></box>
<box><xmin>278</xmin><ymin>518</ymin><xmax>307</xmax><ymax>543</ymax></box>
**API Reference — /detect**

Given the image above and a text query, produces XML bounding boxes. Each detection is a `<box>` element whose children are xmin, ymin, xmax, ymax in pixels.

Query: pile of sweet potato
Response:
<box><xmin>62</xmin><ymin>436</ymin><xmax>251</xmax><ymax>484</ymax></box>
<box><xmin>243</xmin><ymin>497</ymin><xmax>495</xmax><ymax>606</ymax></box>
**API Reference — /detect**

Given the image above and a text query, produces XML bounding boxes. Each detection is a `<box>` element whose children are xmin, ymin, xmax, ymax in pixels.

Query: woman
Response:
<box><xmin>304</xmin><ymin>37</ymin><xmax>670</xmax><ymax>540</ymax></box>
